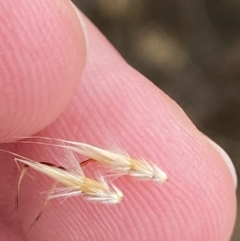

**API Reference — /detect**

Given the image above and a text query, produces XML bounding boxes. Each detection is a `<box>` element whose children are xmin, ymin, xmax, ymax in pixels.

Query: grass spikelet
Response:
<box><xmin>18</xmin><ymin>136</ymin><xmax>168</xmax><ymax>182</ymax></box>
<box><xmin>0</xmin><ymin>148</ymin><xmax>123</xmax><ymax>204</ymax></box>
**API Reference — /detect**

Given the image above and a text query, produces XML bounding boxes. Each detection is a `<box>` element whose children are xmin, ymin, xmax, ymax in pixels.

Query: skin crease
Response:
<box><xmin>0</xmin><ymin>1</ymin><xmax>236</xmax><ymax>241</ymax></box>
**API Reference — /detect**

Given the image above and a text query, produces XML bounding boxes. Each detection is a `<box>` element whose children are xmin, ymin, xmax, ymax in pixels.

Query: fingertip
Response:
<box><xmin>0</xmin><ymin>0</ymin><xmax>87</xmax><ymax>143</ymax></box>
<box><xmin>57</xmin><ymin>16</ymin><xmax>237</xmax><ymax>239</ymax></box>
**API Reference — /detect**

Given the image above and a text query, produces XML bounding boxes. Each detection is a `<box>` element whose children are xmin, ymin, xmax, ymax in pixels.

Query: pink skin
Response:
<box><xmin>0</xmin><ymin>0</ymin><xmax>86</xmax><ymax>141</ymax></box>
<box><xmin>0</xmin><ymin>1</ymin><xmax>236</xmax><ymax>241</ymax></box>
